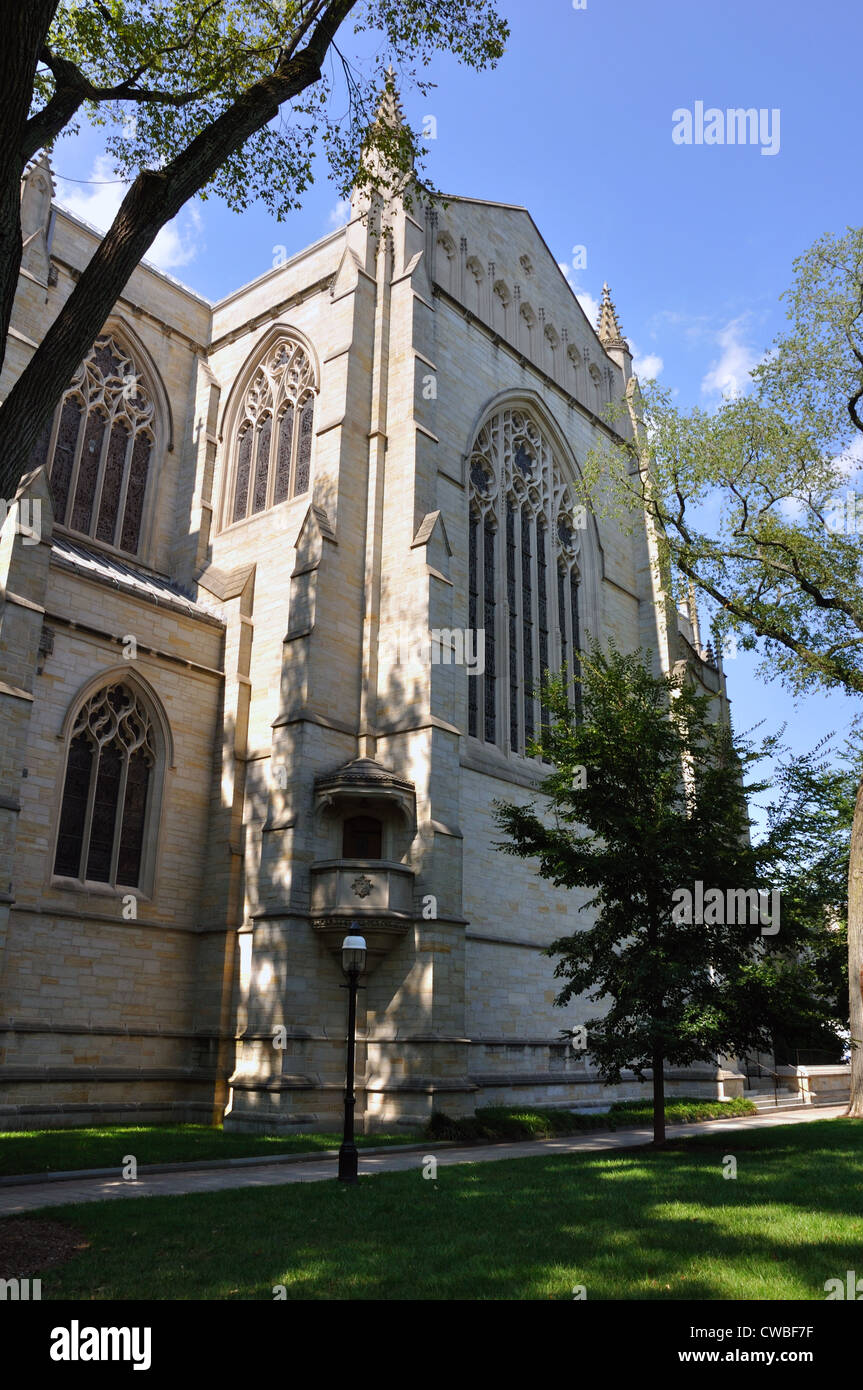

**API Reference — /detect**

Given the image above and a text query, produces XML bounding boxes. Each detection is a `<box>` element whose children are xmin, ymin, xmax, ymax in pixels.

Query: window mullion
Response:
<box><xmin>516</xmin><ymin>502</ymin><xmax>526</xmax><ymax>753</ymax></box>
<box><xmin>520</xmin><ymin>504</ymin><xmax>534</xmax><ymax>752</ymax></box>
<box><xmin>112</xmin><ymin>427</ymin><xmax>135</xmax><ymax>550</ymax></box>
<box><xmin>109</xmin><ymin>752</ymin><xmax>131</xmax><ymax>886</ymax></box>
<box><xmin>468</xmin><ymin>509</ymin><xmax>479</xmax><ymax>740</ymax></box>
<box><xmin>64</xmin><ymin>403</ymin><xmax>88</xmax><ymax>532</ymax></box>
<box><xmin>482</xmin><ymin>513</ymin><xmax>496</xmax><ymax>745</ymax></box>
<box><xmin>267</xmin><ymin>394</ymin><xmax>279</xmax><ymax>510</ymax></box>
<box><xmin>569</xmin><ymin>567</ymin><xmax>582</xmax><ymax>720</ymax></box>
<box><xmin>499</xmin><ymin>511</ymin><xmax>511</xmax><ymax>753</ymax></box>
<box><xmin>290</xmin><ymin>396</ymin><xmax>299</xmax><ymax>498</ymax></box>
<box><xmin>89</xmin><ymin>406</ymin><xmax>114</xmax><ymax>540</ymax></box>
<box><xmin>79</xmin><ymin>743</ymin><xmax>101</xmax><ymax>882</ymax></box>
<box><xmin>507</xmin><ymin>499</ymin><xmax>520</xmax><ymax>754</ymax></box>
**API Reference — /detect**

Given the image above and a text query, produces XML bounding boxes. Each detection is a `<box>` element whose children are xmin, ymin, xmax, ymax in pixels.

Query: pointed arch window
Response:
<box><xmin>31</xmin><ymin>335</ymin><xmax>156</xmax><ymax>556</ymax></box>
<box><xmin>468</xmin><ymin>408</ymin><xmax>583</xmax><ymax>756</ymax></box>
<box><xmin>53</xmin><ymin>683</ymin><xmax>163</xmax><ymax>891</ymax></box>
<box><xmin>229</xmin><ymin>338</ymin><xmax>315</xmax><ymax>524</ymax></box>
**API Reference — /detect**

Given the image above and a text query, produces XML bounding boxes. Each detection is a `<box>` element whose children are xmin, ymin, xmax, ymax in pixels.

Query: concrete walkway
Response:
<box><xmin>0</xmin><ymin>1103</ymin><xmax>848</xmax><ymax>1216</ymax></box>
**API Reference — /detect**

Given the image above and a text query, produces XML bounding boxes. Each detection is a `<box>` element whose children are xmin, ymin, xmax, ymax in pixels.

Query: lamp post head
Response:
<box><xmin>341</xmin><ymin>932</ymin><xmax>367</xmax><ymax>975</ymax></box>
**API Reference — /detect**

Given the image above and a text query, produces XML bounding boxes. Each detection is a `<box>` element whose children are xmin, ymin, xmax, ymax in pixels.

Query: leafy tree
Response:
<box><xmin>494</xmin><ymin>646</ymin><xmax>794</xmax><ymax>1146</ymax></box>
<box><xmin>0</xmin><ymin>0</ymin><xmax>507</xmax><ymax>500</ymax></box>
<box><xmin>579</xmin><ymin>226</ymin><xmax>863</xmax><ymax>1114</ymax></box>
<box><xmin>756</xmin><ymin>738</ymin><xmax>853</xmax><ymax>1064</ymax></box>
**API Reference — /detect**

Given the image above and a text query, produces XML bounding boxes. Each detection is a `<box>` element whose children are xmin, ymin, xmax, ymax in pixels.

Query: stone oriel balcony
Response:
<box><xmin>310</xmin><ymin>756</ymin><xmax>418</xmax><ymax>966</ymax></box>
<box><xmin>310</xmin><ymin>860</ymin><xmax>415</xmax><ymax>962</ymax></box>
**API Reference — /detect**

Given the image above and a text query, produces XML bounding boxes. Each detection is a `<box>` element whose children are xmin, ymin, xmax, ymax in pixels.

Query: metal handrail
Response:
<box><xmin>743</xmin><ymin>1056</ymin><xmax>780</xmax><ymax>1107</ymax></box>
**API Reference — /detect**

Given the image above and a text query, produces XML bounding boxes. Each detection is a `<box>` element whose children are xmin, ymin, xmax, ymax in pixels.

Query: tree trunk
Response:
<box><xmin>0</xmin><ymin>2</ymin><xmax>57</xmax><ymax>381</ymax></box>
<box><xmin>652</xmin><ymin>1049</ymin><xmax>666</xmax><ymax>1145</ymax></box>
<box><xmin>0</xmin><ymin>0</ymin><xmax>358</xmax><ymax>502</ymax></box>
<box><xmin>847</xmin><ymin>773</ymin><xmax>863</xmax><ymax>1116</ymax></box>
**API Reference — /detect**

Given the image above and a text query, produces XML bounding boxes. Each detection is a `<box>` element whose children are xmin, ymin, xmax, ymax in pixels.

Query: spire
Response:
<box><xmin>375</xmin><ymin>65</ymin><xmax>405</xmax><ymax>132</ymax></box>
<box><xmin>350</xmin><ymin>65</ymin><xmax>412</xmax><ymax>221</ymax></box>
<box><xmin>597</xmin><ymin>282</ymin><xmax>628</xmax><ymax>350</ymax></box>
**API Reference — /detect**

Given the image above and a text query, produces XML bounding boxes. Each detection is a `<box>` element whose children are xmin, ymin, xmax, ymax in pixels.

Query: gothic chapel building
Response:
<box><xmin>0</xmin><ymin>110</ymin><xmax>730</xmax><ymax>1132</ymax></box>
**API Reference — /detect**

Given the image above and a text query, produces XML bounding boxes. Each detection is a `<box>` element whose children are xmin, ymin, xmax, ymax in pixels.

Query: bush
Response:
<box><xmin>426</xmin><ymin>1096</ymin><xmax>756</xmax><ymax>1143</ymax></box>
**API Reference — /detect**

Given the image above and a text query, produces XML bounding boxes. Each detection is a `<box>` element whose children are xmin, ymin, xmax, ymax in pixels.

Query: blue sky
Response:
<box><xmin>49</xmin><ymin>0</ymin><xmax>863</xmax><ymax>802</ymax></box>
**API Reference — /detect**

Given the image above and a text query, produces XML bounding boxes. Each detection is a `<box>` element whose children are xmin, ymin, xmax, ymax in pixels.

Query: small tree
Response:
<box><xmin>579</xmin><ymin>226</ymin><xmax>863</xmax><ymax>1114</ymax></box>
<box><xmin>494</xmin><ymin>646</ymin><xmax>794</xmax><ymax>1147</ymax></box>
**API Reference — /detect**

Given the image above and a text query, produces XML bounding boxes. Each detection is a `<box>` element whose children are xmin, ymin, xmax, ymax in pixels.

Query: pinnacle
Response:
<box><xmin>597</xmin><ymin>281</ymin><xmax>628</xmax><ymax>350</ymax></box>
<box><xmin>375</xmin><ymin>65</ymin><xmax>405</xmax><ymax>130</ymax></box>
<box><xmin>23</xmin><ymin>150</ymin><xmax>55</xmax><ymax>190</ymax></box>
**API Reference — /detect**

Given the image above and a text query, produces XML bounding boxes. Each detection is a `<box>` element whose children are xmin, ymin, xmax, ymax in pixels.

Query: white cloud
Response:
<box><xmin>327</xmin><ymin>197</ymin><xmax>351</xmax><ymax>229</ymax></box>
<box><xmin>558</xmin><ymin>263</ymin><xmax>664</xmax><ymax>379</ymax></box>
<box><xmin>700</xmin><ymin>316</ymin><xmax>761</xmax><ymax>399</ymax></box>
<box><xmin>55</xmin><ymin>156</ymin><xmax>204</xmax><ymax>272</ymax></box>
<box><xmin>575</xmin><ymin>288</ymin><xmax>600</xmax><ymax>328</ymax></box>
<box><xmin>632</xmin><ymin>349</ymin><xmax>663</xmax><ymax>380</ymax></box>
<box><xmin>557</xmin><ymin>260</ymin><xmax>600</xmax><ymax>328</ymax></box>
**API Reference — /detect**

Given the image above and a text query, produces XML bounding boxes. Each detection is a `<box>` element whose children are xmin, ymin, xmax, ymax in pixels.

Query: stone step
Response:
<box><xmin>749</xmin><ymin>1094</ymin><xmax>806</xmax><ymax>1110</ymax></box>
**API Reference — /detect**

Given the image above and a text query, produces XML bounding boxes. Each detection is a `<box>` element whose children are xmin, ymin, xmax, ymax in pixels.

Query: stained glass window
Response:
<box><xmin>468</xmin><ymin>511</ymin><xmax>479</xmax><ymax>739</ymax></box>
<box><xmin>53</xmin><ymin>684</ymin><xmax>157</xmax><ymax>889</ymax></box>
<box><xmin>558</xmin><ymin>566</ymin><xmax>568</xmax><ymax>675</ymax></box>
<box><xmin>537</xmin><ymin>519</ymin><xmax>549</xmax><ymax>733</ymax></box>
<box><xmin>251</xmin><ymin>415</ymin><xmax>272</xmax><ymax>514</ymax></box>
<box><xmin>521</xmin><ymin>508</ymin><xmax>534</xmax><ymax>745</ymax></box>
<box><xmin>95</xmin><ymin>419</ymin><xmax>129</xmax><ymax>544</ymax></box>
<box><xmin>228</xmin><ymin>339</ymin><xmax>315</xmax><ymax>523</ymax></box>
<box><xmin>468</xmin><ymin>408</ymin><xmax>584</xmax><ymax>757</ymax></box>
<box><xmin>506</xmin><ymin>501</ymin><xmax>519</xmax><ymax>752</ymax></box>
<box><xmin>296</xmin><ymin>397</ymin><xmax>314</xmax><ymax>496</ymax></box>
<box><xmin>570</xmin><ymin>570</ymin><xmax>582</xmax><ymax>722</ymax></box>
<box><xmin>71</xmin><ymin>409</ymin><xmax>106</xmax><ymax>534</ymax></box>
<box><xmin>50</xmin><ymin>397</ymin><xmax>82</xmax><ymax>522</ymax></box>
<box><xmin>483</xmin><ymin>515</ymin><xmax>496</xmax><ymax>744</ymax></box>
<box><xmin>54</xmin><ymin>735</ymin><xmax>93</xmax><ymax>878</ymax></box>
<box><xmin>33</xmin><ymin>335</ymin><xmax>155</xmax><ymax>555</ymax></box>
<box><xmin>117</xmin><ymin>749</ymin><xmax>150</xmax><ymax>886</ymax></box>
<box><xmin>233</xmin><ymin>425</ymin><xmax>253</xmax><ymax>523</ymax></box>
<box><xmin>120</xmin><ymin>432</ymin><xmax>150</xmax><ymax>554</ymax></box>
<box><xmin>273</xmin><ymin>404</ymin><xmax>294</xmax><ymax>505</ymax></box>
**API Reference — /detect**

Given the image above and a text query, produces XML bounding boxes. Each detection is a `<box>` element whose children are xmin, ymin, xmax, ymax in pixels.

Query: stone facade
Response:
<box><xmin>0</xmin><ymin>140</ymin><xmax>731</xmax><ymax>1133</ymax></box>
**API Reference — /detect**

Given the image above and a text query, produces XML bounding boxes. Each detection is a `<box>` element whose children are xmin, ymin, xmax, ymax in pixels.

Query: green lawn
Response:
<box><xmin>16</xmin><ymin>1118</ymin><xmax>863</xmax><ymax>1300</ymax></box>
<box><xmin>0</xmin><ymin>1099</ymin><xmax>753</xmax><ymax>1178</ymax></box>
<box><xmin>0</xmin><ymin>1124</ymin><xmax>421</xmax><ymax>1178</ymax></box>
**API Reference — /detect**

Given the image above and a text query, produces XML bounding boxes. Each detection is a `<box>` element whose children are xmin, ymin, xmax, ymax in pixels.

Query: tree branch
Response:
<box><xmin>0</xmin><ymin>0</ymin><xmax>361</xmax><ymax>502</ymax></box>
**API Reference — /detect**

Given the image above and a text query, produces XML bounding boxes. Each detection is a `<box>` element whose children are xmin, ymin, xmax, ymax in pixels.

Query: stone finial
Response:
<box><xmin>375</xmin><ymin>65</ymin><xmax>406</xmax><ymax>131</ymax></box>
<box><xmin>597</xmin><ymin>282</ymin><xmax>628</xmax><ymax>351</ymax></box>
<box><xmin>20</xmin><ymin>153</ymin><xmax>55</xmax><ymax>283</ymax></box>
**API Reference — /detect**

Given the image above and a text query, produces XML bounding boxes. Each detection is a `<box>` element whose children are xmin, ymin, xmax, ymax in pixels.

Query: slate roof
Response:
<box><xmin>51</xmin><ymin>535</ymin><xmax>223</xmax><ymax>624</ymax></box>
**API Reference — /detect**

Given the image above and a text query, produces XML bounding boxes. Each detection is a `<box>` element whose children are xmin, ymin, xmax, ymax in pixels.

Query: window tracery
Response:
<box><xmin>229</xmin><ymin>338</ymin><xmax>315</xmax><ymax>524</ymax></box>
<box><xmin>54</xmin><ymin>683</ymin><xmax>159</xmax><ymax>889</ymax></box>
<box><xmin>32</xmin><ymin>334</ymin><xmax>156</xmax><ymax>556</ymax></box>
<box><xmin>468</xmin><ymin>407</ymin><xmax>582</xmax><ymax>754</ymax></box>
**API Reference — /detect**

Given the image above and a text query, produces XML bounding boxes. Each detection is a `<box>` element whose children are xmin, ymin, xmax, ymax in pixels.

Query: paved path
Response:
<box><xmin>0</xmin><ymin>1104</ymin><xmax>848</xmax><ymax>1215</ymax></box>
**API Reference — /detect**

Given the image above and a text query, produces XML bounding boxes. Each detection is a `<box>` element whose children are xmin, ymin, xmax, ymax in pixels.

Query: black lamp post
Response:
<box><xmin>338</xmin><ymin>930</ymin><xmax>366</xmax><ymax>1184</ymax></box>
